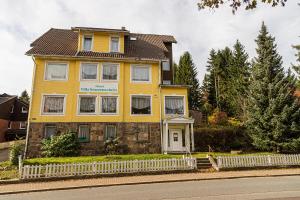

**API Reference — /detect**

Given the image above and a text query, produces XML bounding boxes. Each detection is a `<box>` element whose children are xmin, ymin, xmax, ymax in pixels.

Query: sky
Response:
<box><xmin>0</xmin><ymin>0</ymin><xmax>299</xmax><ymax>95</ymax></box>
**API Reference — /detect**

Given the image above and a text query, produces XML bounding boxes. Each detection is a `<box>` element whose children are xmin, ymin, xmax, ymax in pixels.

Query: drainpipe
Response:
<box><xmin>24</xmin><ymin>56</ymin><xmax>37</xmax><ymax>158</ymax></box>
<box><xmin>158</xmin><ymin>60</ymin><xmax>163</xmax><ymax>154</ymax></box>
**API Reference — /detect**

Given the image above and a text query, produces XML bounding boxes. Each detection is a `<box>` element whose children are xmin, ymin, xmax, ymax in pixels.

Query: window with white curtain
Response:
<box><xmin>105</xmin><ymin>125</ymin><xmax>117</xmax><ymax>140</ymax></box>
<box><xmin>81</xmin><ymin>63</ymin><xmax>98</xmax><ymax>80</ymax></box>
<box><xmin>110</xmin><ymin>37</ymin><xmax>119</xmax><ymax>52</ymax></box>
<box><xmin>102</xmin><ymin>64</ymin><xmax>118</xmax><ymax>81</ymax></box>
<box><xmin>78</xmin><ymin>125</ymin><xmax>90</xmax><ymax>142</ymax></box>
<box><xmin>131</xmin><ymin>96</ymin><xmax>151</xmax><ymax>115</ymax></box>
<box><xmin>42</xmin><ymin>95</ymin><xmax>65</xmax><ymax>114</ymax></box>
<box><xmin>162</xmin><ymin>61</ymin><xmax>170</xmax><ymax>71</ymax></box>
<box><xmin>131</xmin><ymin>65</ymin><xmax>150</xmax><ymax>82</ymax></box>
<box><xmin>79</xmin><ymin>96</ymin><xmax>96</xmax><ymax>114</ymax></box>
<box><xmin>45</xmin><ymin>63</ymin><xmax>67</xmax><ymax>80</ymax></box>
<box><xmin>101</xmin><ymin>96</ymin><xmax>117</xmax><ymax>114</ymax></box>
<box><xmin>83</xmin><ymin>35</ymin><xmax>92</xmax><ymax>51</ymax></box>
<box><xmin>44</xmin><ymin>125</ymin><xmax>56</xmax><ymax>138</ymax></box>
<box><xmin>165</xmin><ymin>96</ymin><xmax>184</xmax><ymax>115</ymax></box>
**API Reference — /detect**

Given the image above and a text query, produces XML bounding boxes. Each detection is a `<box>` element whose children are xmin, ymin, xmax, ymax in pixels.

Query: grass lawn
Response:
<box><xmin>0</xmin><ymin>161</ymin><xmax>18</xmax><ymax>180</ymax></box>
<box><xmin>23</xmin><ymin>152</ymin><xmax>274</xmax><ymax>165</ymax></box>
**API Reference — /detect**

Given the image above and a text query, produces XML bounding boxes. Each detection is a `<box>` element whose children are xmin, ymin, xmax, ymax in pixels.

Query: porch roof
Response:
<box><xmin>163</xmin><ymin>116</ymin><xmax>194</xmax><ymax>124</ymax></box>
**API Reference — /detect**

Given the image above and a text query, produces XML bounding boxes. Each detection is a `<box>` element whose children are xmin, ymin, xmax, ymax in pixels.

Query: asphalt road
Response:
<box><xmin>2</xmin><ymin>175</ymin><xmax>300</xmax><ymax>200</ymax></box>
<box><xmin>0</xmin><ymin>148</ymin><xmax>9</xmax><ymax>162</ymax></box>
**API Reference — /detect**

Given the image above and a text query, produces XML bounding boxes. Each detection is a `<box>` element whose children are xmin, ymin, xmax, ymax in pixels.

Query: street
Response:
<box><xmin>2</xmin><ymin>175</ymin><xmax>300</xmax><ymax>200</ymax></box>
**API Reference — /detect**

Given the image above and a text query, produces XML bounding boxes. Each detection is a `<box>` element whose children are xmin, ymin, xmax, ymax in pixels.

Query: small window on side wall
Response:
<box><xmin>44</xmin><ymin>125</ymin><xmax>56</xmax><ymax>138</ymax></box>
<box><xmin>165</xmin><ymin>96</ymin><xmax>184</xmax><ymax>115</ymax></box>
<box><xmin>83</xmin><ymin>35</ymin><xmax>92</xmax><ymax>51</ymax></box>
<box><xmin>42</xmin><ymin>95</ymin><xmax>65</xmax><ymax>115</ymax></box>
<box><xmin>78</xmin><ymin>125</ymin><xmax>90</xmax><ymax>142</ymax></box>
<box><xmin>131</xmin><ymin>96</ymin><xmax>151</xmax><ymax>115</ymax></box>
<box><xmin>45</xmin><ymin>63</ymin><xmax>68</xmax><ymax>81</ymax></box>
<box><xmin>105</xmin><ymin>125</ymin><xmax>116</xmax><ymax>141</ymax></box>
<box><xmin>162</xmin><ymin>61</ymin><xmax>170</xmax><ymax>71</ymax></box>
<box><xmin>110</xmin><ymin>37</ymin><xmax>119</xmax><ymax>52</ymax></box>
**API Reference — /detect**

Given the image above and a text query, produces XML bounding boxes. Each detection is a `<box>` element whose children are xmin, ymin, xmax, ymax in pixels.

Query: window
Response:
<box><xmin>45</xmin><ymin>63</ymin><xmax>68</xmax><ymax>80</ymax></box>
<box><xmin>81</xmin><ymin>63</ymin><xmax>98</xmax><ymax>80</ymax></box>
<box><xmin>42</xmin><ymin>95</ymin><xmax>65</xmax><ymax>115</ymax></box>
<box><xmin>102</xmin><ymin>63</ymin><xmax>118</xmax><ymax>81</ymax></box>
<box><xmin>101</xmin><ymin>96</ymin><xmax>117</xmax><ymax>114</ymax></box>
<box><xmin>78</xmin><ymin>96</ymin><xmax>96</xmax><ymax>114</ymax></box>
<box><xmin>110</xmin><ymin>37</ymin><xmax>119</xmax><ymax>52</ymax></box>
<box><xmin>131</xmin><ymin>96</ymin><xmax>151</xmax><ymax>115</ymax></box>
<box><xmin>165</xmin><ymin>96</ymin><xmax>184</xmax><ymax>115</ymax></box>
<box><xmin>162</xmin><ymin>80</ymin><xmax>171</xmax><ymax>85</ymax></box>
<box><xmin>8</xmin><ymin>121</ymin><xmax>11</xmax><ymax>129</ymax></box>
<box><xmin>105</xmin><ymin>125</ymin><xmax>116</xmax><ymax>140</ymax></box>
<box><xmin>131</xmin><ymin>65</ymin><xmax>151</xmax><ymax>82</ymax></box>
<box><xmin>20</xmin><ymin>121</ymin><xmax>27</xmax><ymax>129</ymax></box>
<box><xmin>78</xmin><ymin>125</ymin><xmax>90</xmax><ymax>142</ymax></box>
<box><xmin>44</xmin><ymin>125</ymin><xmax>56</xmax><ymax>138</ymax></box>
<box><xmin>10</xmin><ymin>106</ymin><xmax>14</xmax><ymax>113</ymax></box>
<box><xmin>83</xmin><ymin>35</ymin><xmax>92</xmax><ymax>51</ymax></box>
<box><xmin>136</xmin><ymin>124</ymin><xmax>149</xmax><ymax>141</ymax></box>
<box><xmin>162</xmin><ymin>61</ymin><xmax>170</xmax><ymax>71</ymax></box>
<box><xmin>21</xmin><ymin>107</ymin><xmax>28</xmax><ymax>113</ymax></box>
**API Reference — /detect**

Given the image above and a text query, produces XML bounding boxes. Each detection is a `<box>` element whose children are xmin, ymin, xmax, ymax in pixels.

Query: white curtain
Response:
<box><xmin>132</xmin><ymin>66</ymin><xmax>149</xmax><ymax>81</ymax></box>
<box><xmin>103</xmin><ymin>64</ymin><xmax>117</xmax><ymax>80</ymax></box>
<box><xmin>79</xmin><ymin>126</ymin><xmax>89</xmax><ymax>140</ymax></box>
<box><xmin>165</xmin><ymin>97</ymin><xmax>184</xmax><ymax>114</ymax></box>
<box><xmin>43</xmin><ymin>96</ymin><xmax>64</xmax><ymax>113</ymax></box>
<box><xmin>132</xmin><ymin>96</ymin><xmax>150</xmax><ymax>114</ymax></box>
<box><xmin>82</xmin><ymin>64</ymin><xmax>97</xmax><ymax>79</ymax></box>
<box><xmin>80</xmin><ymin>97</ymin><xmax>96</xmax><ymax>113</ymax></box>
<box><xmin>46</xmin><ymin>64</ymin><xmax>66</xmax><ymax>80</ymax></box>
<box><xmin>110</xmin><ymin>37</ymin><xmax>119</xmax><ymax>52</ymax></box>
<box><xmin>102</xmin><ymin>97</ymin><xmax>117</xmax><ymax>113</ymax></box>
<box><xmin>83</xmin><ymin>37</ymin><xmax>92</xmax><ymax>51</ymax></box>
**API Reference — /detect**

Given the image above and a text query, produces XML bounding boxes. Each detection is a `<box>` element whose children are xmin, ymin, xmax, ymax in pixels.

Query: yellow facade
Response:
<box><xmin>29</xmin><ymin>57</ymin><xmax>189</xmax><ymax>124</ymax></box>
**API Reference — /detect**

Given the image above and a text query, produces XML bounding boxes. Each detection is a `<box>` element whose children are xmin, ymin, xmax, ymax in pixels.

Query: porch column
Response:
<box><xmin>164</xmin><ymin>122</ymin><xmax>168</xmax><ymax>153</ymax></box>
<box><xmin>191</xmin><ymin>123</ymin><xmax>195</xmax><ymax>151</ymax></box>
<box><xmin>185</xmin><ymin>124</ymin><xmax>190</xmax><ymax>152</ymax></box>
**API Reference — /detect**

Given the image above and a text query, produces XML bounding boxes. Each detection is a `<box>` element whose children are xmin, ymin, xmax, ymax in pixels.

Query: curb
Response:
<box><xmin>1</xmin><ymin>173</ymin><xmax>300</xmax><ymax>195</ymax></box>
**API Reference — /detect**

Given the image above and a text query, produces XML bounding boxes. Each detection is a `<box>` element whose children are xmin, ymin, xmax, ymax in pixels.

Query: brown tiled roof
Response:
<box><xmin>26</xmin><ymin>28</ymin><xmax>176</xmax><ymax>60</ymax></box>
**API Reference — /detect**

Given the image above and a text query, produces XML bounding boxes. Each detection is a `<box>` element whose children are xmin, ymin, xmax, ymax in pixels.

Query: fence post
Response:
<box><xmin>18</xmin><ymin>155</ymin><xmax>23</xmax><ymax>179</ymax></box>
<box><xmin>268</xmin><ymin>155</ymin><xmax>272</xmax><ymax>166</ymax></box>
<box><xmin>217</xmin><ymin>157</ymin><xmax>222</xmax><ymax>168</ymax></box>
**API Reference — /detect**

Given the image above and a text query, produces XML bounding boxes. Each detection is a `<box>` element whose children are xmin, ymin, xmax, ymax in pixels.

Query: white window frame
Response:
<box><xmin>21</xmin><ymin>107</ymin><xmax>28</xmax><ymax>113</ymax></box>
<box><xmin>82</xmin><ymin>34</ymin><xmax>94</xmax><ymax>51</ymax></box>
<box><xmin>164</xmin><ymin>95</ymin><xmax>186</xmax><ymax>116</ymax></box>
<box><xmin>130</xmin><ymin>94</ymin><xmax>152</xmax><ymax>116</ymax></box>
<box><xmin>78</xmin><ymin>125</ymin><xmax>90</xmax><ymax>142</ymax></box>
<box><xmin>10</xmin><ymin>105</ymin><xmax>14</xmax><ymax>113</ymax></box>
<box><xmin>162</xmin><ymin>60</ymin><xmax>170</xmax><ymax>71</ymax></box>
<box><xmin>80</xmin><ymin>62</ymin><xmax>99</xmax><ymax>81</ymax></box>
<box><xmin>41</xmin><ymin>94</ymin><xmax>67</xmax><ymax>116</ymax></box>
<box><xmin>109</xmin><ymin>35</ymin><xmax>120</xmax><ymax>53</ymax></box>
<box><xmin>77</xmin><ymin>94</ymin><xmax>98</xmax><ymax>115</ymax></box>
<box><xmin>105</xmin><ymin>125</ymin><xmax>117</xmax><ymax>140</ymax></box>
<box><xmin>100</xmin><ymin>95</ymin><xmax>119</xmax><ymax>115</ymax></box>
<box><xmin>130</xmin><ymin>64</ymin><xmax>152</xmax><ymax>84</ymax></box>
<box><xmin>101</xmin><ymin>63</ymin><xmax>120</xmax><ymax>82</ymax></box>
<box><xmin>44</xmin><ymin>61</ymin><xmax>69</xmax><ymax>81</ymax></box>
<box><xmin>19</xmin><ymin>121</ymin><xmax>26</xmax><ymax>129</ymax></box>
<box><xmin>44</xmin><ymin>125</ymin><xmax>56</xmax><ymax>138</ymax></box>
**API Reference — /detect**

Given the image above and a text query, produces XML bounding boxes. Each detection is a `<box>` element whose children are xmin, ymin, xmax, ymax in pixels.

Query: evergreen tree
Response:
<box><xmin>246</xmin><ymin>23</ymin><xmax>300</xmax><ymax>153</ymax></box>
<box><xmin>175</xmin><ymin>52</ymin><xmax>202</xmax><ymax>110</ymax></box>
<box><xmin>19</xmin><ymin>90</ymin><xmax>30</xmax><ymax>104</ymax></box>
<box><xmin>293</xmin><ymin>44</ymin><xmax>300</xmax><ymax>88</ymax></box>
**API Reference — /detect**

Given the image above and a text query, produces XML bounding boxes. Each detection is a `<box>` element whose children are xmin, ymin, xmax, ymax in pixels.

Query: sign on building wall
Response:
<box><xmin>79</xmin><ymin>82</ymin><xmax>118</xmax><ymax>93</ymax></box>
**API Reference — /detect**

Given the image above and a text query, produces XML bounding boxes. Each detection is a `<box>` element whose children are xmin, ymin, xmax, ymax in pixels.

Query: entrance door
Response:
<box><xmin>170</xmin><ymin>129</ymin><xmax>183</xmax><ymax>151</ymax></box>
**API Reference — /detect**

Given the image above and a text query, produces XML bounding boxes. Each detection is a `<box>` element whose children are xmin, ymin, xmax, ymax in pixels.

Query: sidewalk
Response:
<box><xmin>1</xmin><ymin>168</ymin><xmax>300</xmax><ymax>195</ymax></box>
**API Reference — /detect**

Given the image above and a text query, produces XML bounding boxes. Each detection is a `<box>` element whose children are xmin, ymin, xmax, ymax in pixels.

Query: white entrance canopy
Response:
<box><xmin>162</xmin><ymin>116</ymin><xmax>195</xmax><ymax>153</ymax></box>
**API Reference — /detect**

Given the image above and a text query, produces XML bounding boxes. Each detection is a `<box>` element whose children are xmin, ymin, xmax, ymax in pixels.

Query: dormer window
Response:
<box><xmin>83</xmin><ymin>35</ymin><xmax>93</xmax><ymax>51</ymax></box>
<box><xmin>110</xmin><ymin>36</ymin><xmax>119</xmax><ymax>52</ymax></box>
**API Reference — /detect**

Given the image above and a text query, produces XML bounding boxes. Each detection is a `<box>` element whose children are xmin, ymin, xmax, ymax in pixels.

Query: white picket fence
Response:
<box><xmin>19</xmin><ymin>158</ymin><xmax>197</xmax><ymax>179</ymax></box>
<box><xmin>217</xmin><ymin>154</ymin><xmax>300</xmax><ymax>169</ymax></box>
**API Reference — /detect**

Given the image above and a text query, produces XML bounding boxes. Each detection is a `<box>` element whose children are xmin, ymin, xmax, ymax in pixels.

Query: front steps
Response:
<box><xmin>196</xmin><ymin>158</ymin><xmax>213</xmax><ymax>169</ymax></box>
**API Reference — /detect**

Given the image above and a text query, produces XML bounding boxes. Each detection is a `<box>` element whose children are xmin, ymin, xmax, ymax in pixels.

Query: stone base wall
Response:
<box><xmin>26</xmin><ymin>122</ymin><xmax>161</xmax><ymax>158</ymax></box>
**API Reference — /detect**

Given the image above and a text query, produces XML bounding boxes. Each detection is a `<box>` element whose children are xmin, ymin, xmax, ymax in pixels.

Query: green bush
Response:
<box><xmin>41</xmin><ymin>132</ymin><xmax>80</xmax><ymax>157</ymax></box>
<box><xmin>194</xmin><ymin>126</ymin><xmax>252</xmax><ymax>152</ymax></box>
<box><xmin>104</xmin><ymin>137</ymin><xmax>129</xmax><ymax>155</ymax></box>
<box><xmin>9</xmin><ymin>143</ymin><xmax>24</xmax><ymax>165</ymax></box>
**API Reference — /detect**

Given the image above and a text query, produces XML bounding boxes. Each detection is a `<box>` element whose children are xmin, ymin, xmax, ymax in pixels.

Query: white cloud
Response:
<box><xmin>0</xmin><ymin>0</ymin><xmax>299</xmax><ymax>95</ymax></box>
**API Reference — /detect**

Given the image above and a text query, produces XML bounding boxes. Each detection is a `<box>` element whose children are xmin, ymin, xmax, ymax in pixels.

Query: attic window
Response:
<box><xmin>83</xmin><ymin>35</ymin><xmax>93</xmax><ymax>51</ymax></box>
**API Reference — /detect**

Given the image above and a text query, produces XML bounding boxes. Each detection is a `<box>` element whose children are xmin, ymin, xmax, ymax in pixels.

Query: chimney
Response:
<box><xmin>121</xmin><ymin>26</ymin><xmax>126</xmax><ymax>31</ymax></box>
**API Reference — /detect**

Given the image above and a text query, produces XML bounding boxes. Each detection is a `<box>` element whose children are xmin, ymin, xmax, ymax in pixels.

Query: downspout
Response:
<box><xmin>24</xmin><ymin>56</ymin><xmax>37</xmax><ymax>158</ymax></box>
<box><xmin>158</xmin><ymin>60</ymin><xmax>163</xmax><ymax>154</ymax></box>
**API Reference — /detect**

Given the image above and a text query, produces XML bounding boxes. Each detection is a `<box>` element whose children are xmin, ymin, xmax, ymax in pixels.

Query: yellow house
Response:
<box><xmin>25</xmin><ymin>27</ymin><xmax>195</xmax><ymax>157</ymax></box>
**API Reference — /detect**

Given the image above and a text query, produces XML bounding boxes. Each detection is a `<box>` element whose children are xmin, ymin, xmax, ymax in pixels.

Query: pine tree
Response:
<box><xmin>19</xmin><ymin>90</ymin><xmax>30</xmax><ymax>104</ymax></box>
<box><xmin>246</xmin><ymin>23</ymin><xmax>300</xmax><ymax>153</ymax></box>
<box><xmin>293</xmin><ymin>44</ymin><xmax>300</xmax><ymax>88</ymax></box>
<box><xmin>175</xmin><ymin>52</ymin><xmax>202</xmax><ymax>110</ymax></box>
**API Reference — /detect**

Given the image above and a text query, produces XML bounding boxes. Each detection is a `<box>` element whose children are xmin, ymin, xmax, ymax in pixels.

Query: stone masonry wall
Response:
<box><xmin>26</xmin><ymin>122</ymin><xmax>161</xmax><ymax>158</ymax></box>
